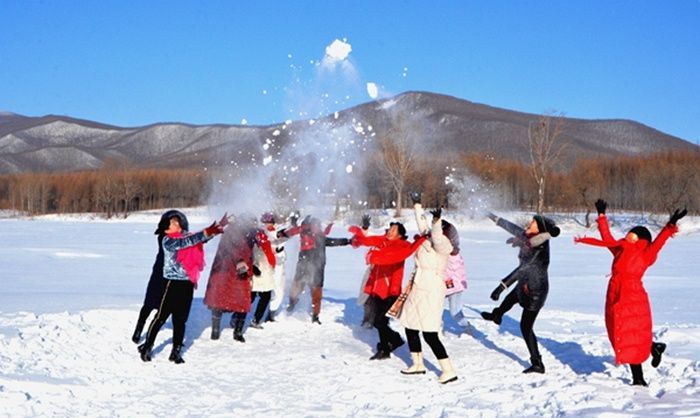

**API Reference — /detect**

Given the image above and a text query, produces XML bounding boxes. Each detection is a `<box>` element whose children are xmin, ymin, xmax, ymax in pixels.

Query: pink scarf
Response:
<box><xmin>170</xmin><ymin>232</ymin><xmax>206</xmax><ymax>287</ymax></box>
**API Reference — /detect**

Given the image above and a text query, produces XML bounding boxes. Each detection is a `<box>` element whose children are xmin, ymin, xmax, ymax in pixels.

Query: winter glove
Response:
<box><xmin>289</xmin><ymin>211</ymin><xmax>300</xmax><ymax>227</ymax></box>
<box><xmin>235</xmin><ymin>261</ymin><xmax>249</xmax><ymax>279</ymax></box>
<box><xmin>669</xmin><ymin>208</ymin><xmax>687</xmax><ymax>225</ymax></box>
<box><xmin>594</xmin><ymin>199</ymin><xmax>607</xmax><ymax>215</ymax></box>
<box><xmin>430</xmin><ymin>207</ymin><xmax>442</xmax><ymax>221</ymax></box>
<box><xmin>252</xmin><ymin>265</ymin><xmax>262</xmax><ymax>276</ymax></box>
<box><xmin>410</xmin><ymin>191</ymin><xmax>422</xmax><ymax>205</ymax></box>
<box><xmin>506</xmin><ymin>236</ymin><xmax>525</xmax><ymax>248</ymax></box>
<box><xmin>218</xmin><ymin>212</ymin><xmax>231</xmax><ymax>229</ymax></box>
<box><xmin>204</xmin><ymin>221</ymin><xmax>224</xmax><ymax>237</ymax></box>
<box><xmin>275</xmin><ymin>246</ymin><xmax>284</xmax><ymax>253</ymax></box>
<box><xmin>361</xmin><ymin>214</ymin><xmax>371</xmax><ymax>230</ymax></box>
<box><xmin>490</xmin><ymin>281</ymin><xmax>507</xmax><ymax>301</ymax></box>
<box><xmin>487</xmin><ymin>212</ymin><xmax>499</xmax><ymax>223</ymax></box>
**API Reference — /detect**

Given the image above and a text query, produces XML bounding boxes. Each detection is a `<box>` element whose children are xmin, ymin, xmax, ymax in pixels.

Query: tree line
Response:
<box><xmin>0</xmin><ymin>151</ymin><xmax>696</xmax><ymax>218</ymax></box>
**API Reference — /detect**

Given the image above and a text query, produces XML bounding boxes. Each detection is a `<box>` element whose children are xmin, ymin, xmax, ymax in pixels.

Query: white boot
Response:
<box><xmin>401</xmin><ymin>352</ymin><xmax>427</xmax><ymax>375</ymax></box>
<box><xmin>437</xmin><ymin>358</ymin><xmax>458</xmax><ymax>384</ymax></box>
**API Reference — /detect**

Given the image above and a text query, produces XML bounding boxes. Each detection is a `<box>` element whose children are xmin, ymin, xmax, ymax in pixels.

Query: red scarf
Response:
<box><xmin>169</xmin><ymin>232</ymin><xmax>206</xmax><ymax>288</ymax></box>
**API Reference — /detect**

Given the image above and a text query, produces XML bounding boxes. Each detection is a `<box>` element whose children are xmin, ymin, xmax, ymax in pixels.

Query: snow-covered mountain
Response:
<box><xmin>0</xmin><ymin>92</ymin><xmax>696</xmax><ymax>174</ymax></box>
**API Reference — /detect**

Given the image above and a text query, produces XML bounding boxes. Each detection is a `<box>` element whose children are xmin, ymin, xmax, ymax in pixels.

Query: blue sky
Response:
<box><xmin>1</xmin><ymin>1</ymin><xmax>699</xmax><ymax>143</ymax></box>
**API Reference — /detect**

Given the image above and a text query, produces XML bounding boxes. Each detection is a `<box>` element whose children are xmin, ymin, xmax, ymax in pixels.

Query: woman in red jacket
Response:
<box><xmin>575</xmin><ymin>199</ymin><xmax>686</xmax><ymax>386</ymax></box>
<box><xmin>350</xmin><ymin>218</ymin><xmax>424</xmax><ymax>360</ymax></box>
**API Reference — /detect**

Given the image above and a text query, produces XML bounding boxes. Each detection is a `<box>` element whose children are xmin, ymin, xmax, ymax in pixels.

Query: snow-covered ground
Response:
<box><xmin>1</xmin><ymin>209</ymin><xmax>699</xmax><ymax>417</ymax></box>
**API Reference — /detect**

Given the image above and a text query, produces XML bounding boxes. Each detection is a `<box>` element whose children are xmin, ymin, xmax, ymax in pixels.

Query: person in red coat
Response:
<box><xmin>349</xmin><ymin>217</ymin><xmax>423</xmax><ymax>360</ymax></box>
<box><xmin>204</xmin><ymin>214</ymin><xmax>275</xmax><ymax>343</ymax></box>
<box><xmin>575</xmin><ymin>199</ymin><xmax>687</xmax><ymax>386</ymax></box>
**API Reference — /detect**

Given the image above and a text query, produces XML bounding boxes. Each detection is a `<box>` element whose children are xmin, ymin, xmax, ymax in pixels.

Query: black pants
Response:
<box><xmin>250</xmin><ymin>291</ymin><xmax>272</xmax><ymax>323</ymax></box>
<box><xmin>498</xmin><ymin>288</ymin><xmax>542</xmax><ymax>360</ymax></box>
<box><xmin>405</xmin><ymin>328</ymin><xmax>448</xmax><ymax>360</ymax></box>
<box><xmin>143</xmin><ymin>280</ymin><xmax>194</xmax><ymax>349</ymax></box>
<box><xmin>370</xmin><ymin>295</ymin><xmax>403</xmax><ymax>350</ymax></box>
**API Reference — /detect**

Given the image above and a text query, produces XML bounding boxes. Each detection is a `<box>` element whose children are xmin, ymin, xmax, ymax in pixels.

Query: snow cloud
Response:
<box><xmin>366</xmin><ymin>82</ymin><xmax>379</xmax><ymax>99</ymax></box>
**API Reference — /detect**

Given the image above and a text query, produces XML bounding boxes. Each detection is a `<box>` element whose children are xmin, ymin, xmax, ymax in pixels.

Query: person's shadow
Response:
<box><xmin>459</xmin><ymin>307</ymin><xmax>613</xmax><ymax>374</ymax></box>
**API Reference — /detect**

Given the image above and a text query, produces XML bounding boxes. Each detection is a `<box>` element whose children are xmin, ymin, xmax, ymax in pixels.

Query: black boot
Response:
<box><xmin>311</xmin><ymin>314</ymin><xmax>321</xmax><ymax>325</ymax></box>
<box><xmin>211</xmin><ymin>315</ymin><xmax>221</xmax><ymax>340</ymax></box>
<box><xmin>481</xmin><ymin>308</ymin><xmax>503</xmax><ymax>325</ymax></box>
<box><xmin>651</xmin><ymin>342</ymin><xmax>666</xmax><ymax>368</ymax></box>
<box><xmin>131</xmin><ymin>321</ymin><xmax>145</xmax><ymax>344</ymax></box>
<box><xmin>523</xmin><ymin>356</ymin><xmax>545</xmax><ymax>374</ymax></box>
<box><xmin>138</xmin><ymin>343</ymin><xmax>153</xmax><ymax>362</ymax></box>
<box><xmin>168</xmin><ymin>345</ymin><xmax>185</xmax><ymax>364</ymax></box>
<box><xmin>233</xmin><ymin>318</ymin><xmax>246</xmax><ymax>343</ymax></box>
<box><xmin>369</xmin><ymin>343</ymin><xmax>391</xmax><ymax>360</ymax></box>
<box><xmin>630</xmin><ymin>364</ymin><xmax>647</xmax><ymax>386</ymax></box>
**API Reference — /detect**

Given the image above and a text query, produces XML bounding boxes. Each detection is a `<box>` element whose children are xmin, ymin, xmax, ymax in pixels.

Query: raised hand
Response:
<box><xmin>430</xmin><ymin>207</ymin><xmax>442</xmax><ymax>220</ymax></box>
<box><xmin>218</xmin><ymin>212</ymin><xmax>231</xmax><ymax>228</ymax></box>
<box><xmin>204</xmin><ymin>221</ymin><xmax>224</xmax><ymax>237</ymax></box>
<box><xmin>410</xmin><ymin>191</ymin><xmax>422</xmax><ymax>205</ymax></box>
<box><xmin>669</xmin><ymin>208</ymin><xmax>688</xmax><ymax>225</ymax></box>
<box><xmin>361</xmin><ymin>214</ymin><xmax>371</xmax><ymax>230</ymax></box>
<box><xmin>594</xmin><ymin>199</ymin><xmax>607</xmax><ymax>215</ymax></box>
<box><xmin>289</xmin><ymin>210</ymin><xmax>300</xmax><ymax>227</ymax></box>
<box><xmin>487</xmin><ymin>212</ymin><xmax>499</xmax><ymax>223</ymax></box>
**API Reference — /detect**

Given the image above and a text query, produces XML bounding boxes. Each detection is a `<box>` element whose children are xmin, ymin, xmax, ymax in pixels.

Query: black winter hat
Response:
<box><xmin>629</xmin><ymin>226</ymin><xmax>652</xmax><ymax>242</ymax></box>
<box><xmin>155</xmin><ymin>209</ymin><xmax>189</xmax><ymax>235</ymax></box>
<box><xmin>533</xmin><ymin>215</ymin><xmax>560</xmax><ymax>237</ymax></box>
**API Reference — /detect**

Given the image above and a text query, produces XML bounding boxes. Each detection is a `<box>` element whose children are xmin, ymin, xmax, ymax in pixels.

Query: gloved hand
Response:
<box><xmin>490</xmin><ymin>281</ymin><xmax>507</xmax><ymax>301</ymax></box>
<box><xmin>410</xmin><ymin>191</ymin><xmax>422</xmax><ymax>205</ymax></box>
<box><xmin>361</xmin><ymin>214</ymin><xmax>371</xmax><ymax>230</ymax></box>
<box><xmin>275</xmin><ymin>246</ymin><xmax>284</xmax><ymax>253</ymax></box>
<box><xmin>669</xmin><ymin>208</ymin><xmax>687</xmax><ymax>225</ymax></box>
<box><xmin>595</xmin><ymin>199</ymin><xmax>607</xmax><ymax>215</ymax></box>
<box><xmin>252</xmin><ymin>265</ymin><xmax>261</xmax><ymax>276</ymax></box>
<box><xmin>204</xmin><ymin>221</ymin><xmax>224</xmax><ymax>237</ymax></box>
<box><xmin>430</xmin><ymin>207</ymin><xmax>442</xmax><ymax>220</ymax></box>
<box><xmin>506</xmin><ymin>236</ymin><xmax>524</xmax><ymax>247</ymax></box>
<box><xmin>218</xmin><ymin>212</ymin><xmax>231</xmax><ymax>228</ymax></box>
<box><xmin>487</xmin><ymin>212</ymin><xmax>499</xmax><ymax>223</ymax></box>
<box><xmin>289</xmin><ymin>211</ymin><xmax>300</xmax><ymax>227</ymax></box>
<box><xmin>235</xmin><ymin>261</ymin><xmax>249</xmax><ymax>279</ymax></box>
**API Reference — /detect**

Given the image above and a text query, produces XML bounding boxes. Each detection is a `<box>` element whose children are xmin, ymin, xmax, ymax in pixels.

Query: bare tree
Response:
<box><xmin>528</xmin><ymin>112</ymin><xmax>566</xmax><ymax>213</ymax></box>
<box><xmin>377</xmin><ymin>113</ymin><xmax>421</xmax><ymax>217</ymax></box>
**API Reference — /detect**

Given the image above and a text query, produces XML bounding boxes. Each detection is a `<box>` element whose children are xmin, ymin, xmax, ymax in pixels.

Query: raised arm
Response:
<box><xmin>429</xmin><ymin>208</ymin><xmax>453</xmax><ymax>256</ymax></box>
<box><xmin>488</xmin><ymin>212</ymin><xmax>525</xmax><ymax>237</ymax></box>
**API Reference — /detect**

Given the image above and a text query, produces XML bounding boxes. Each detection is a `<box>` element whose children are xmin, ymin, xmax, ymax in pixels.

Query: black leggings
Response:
<box><xmin>370</xmin><ymin>295</ymin><xmax>403</xmax><ymax>350</ymax></box>
<box><xmin>143</xmin><ymin>280</ymin><xmax>194</xmax><ymax>349</ymax></box>
<box><xmin>498</xmin><ymin>288</ymin><xmax>542</xmax><ymax>360</ymax></box>
<box><xmin>405</xmin><ymin>328</ymin><xmax>448</xmax><ymax>360</ymax></box>
<box><xmin>250</xmin><ymin>291</ymin><xmax>272</xmax><ymax>322</ymax></box>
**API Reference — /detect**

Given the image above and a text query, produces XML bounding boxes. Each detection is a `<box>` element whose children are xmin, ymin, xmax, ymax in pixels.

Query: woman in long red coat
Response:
<box><xmin>575</xmin><ymin>199</ymin><xmax>686</xmax><ymax>386</ymax></box>
<box><xmin>204</xmin><ymin>215</ymin><xmax>275</xmax><ymax>342</ymax></box>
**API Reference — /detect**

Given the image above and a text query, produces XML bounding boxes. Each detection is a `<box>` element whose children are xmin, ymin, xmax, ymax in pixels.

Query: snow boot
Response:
<box><xmin>370</xmin><ymin>343</ymin><xmax>391</xmax><ymax>360</ymax></box>
<box><xmin>138</xmin><ymin>343</ymin><xmax>152</xmax><ymax>362</ymax></box>
<box><xmin>437</xmin><ymin>358</ymin><xmax>458</xmax><ymax>384</ymax></box>
<box><xmin>523</xmin><ymin>356</ymin><xmax>545</xmax><ymax>374</ymax></box>
<box><xmin>233</xmin><ymin>318</ymin><xmax>246</xmax><ymax>343</ymax></box>
<box><xmin>131</xmin><ymin>321</ymin><xmax>145</xmax><ymax>344</ymax></box>
<box><xmin>311</xmin><ymin>314</ymin><xmax>321</xmax><ymax>325</ymax></box>
<box><xmin>249</xmin><ymin>319</ymin><xmax>264</xmax><ymax>329</ymax></box>
<box><xmin>211</xmin><ymin>315</ymin><xmax>221</xmax><ymax>340</ymax></box>
<box><xmin>168</xmin><ymin>345</ymin><xmax>185</xmax><ymax>364</ymax></box>
<box><xmin>481</xmin><ymin>308</ymin><xmax>503</xmax><ymax>325</ymax></box>
<box><xmin>651</xmin><ymin>342</ymin><xmax>666</xmax><ymax>368</ymax></box>
<box><xmin>631</xmin><ymin>364</ymin><xmax>648</xmax><ymax>386</ymax></box>
<box><xmin>401</xmin><ymin>352</ymin><xmax>427</xmax><ymax>375</ymax></box>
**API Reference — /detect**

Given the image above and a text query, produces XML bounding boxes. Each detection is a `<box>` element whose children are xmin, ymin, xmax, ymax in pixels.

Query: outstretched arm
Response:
<box><xmin>366</xmin><ymin>237</ymin><xmax>426</xmax><ymax>266</ymax></box>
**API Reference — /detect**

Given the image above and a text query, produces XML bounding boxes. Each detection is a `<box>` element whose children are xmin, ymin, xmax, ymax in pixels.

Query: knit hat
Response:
<box><xmin>533</xmin><ymin>215</ymin><xmax>560</xmax><ymax>237</ymax></box>
<box><xmin>629</xmin><ymin>226</ymin><xmax>652</xmax><ymax>242</ymax></box>
<box><xmin>155</xmin><ymin>209</ymin><xmax>189</xmax><ymax>235</ymax></box>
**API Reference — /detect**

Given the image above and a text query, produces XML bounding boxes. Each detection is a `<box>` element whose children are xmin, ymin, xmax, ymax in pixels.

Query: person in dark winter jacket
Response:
<box><xmin>138</xmin><ymin>210</ymin><xmax>226</xmax><ymax>364</ymax></box>
<box><xmin>349</xmin><ymin>215</ymin><xmax>415</xmax><ymax>360</ymax></box>
<box><xmin>575</xmin><ymin>199</ymin><xmax>686</xmax><ymax>386</ymax></box>
<box><xmin>481</xmin><ymin>212</ymin><xmax>560</xmax><ymax>374</ymax></box>
<box><xmin>204</xmin><ymin>214</ymin><xmax>274</xmax><ymax>343</ymax></box>
<box><xmin>131</xmin><ymin>211</ymin><xmax>171</xmax><ymax>344</ymax></box>
<box><xmin>285</xmin><ymin>215</ymin><xmax>351</xmax><ymax>324</ymax></box>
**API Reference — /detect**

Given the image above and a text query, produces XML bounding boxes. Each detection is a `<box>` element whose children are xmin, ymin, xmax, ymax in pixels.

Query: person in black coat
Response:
<box><xmin>481</xmin><ymin>213</ymin><xmax>560</xmax><ymax>374</ymax></box>
<box><xmin>131</xmin><ymin>210</ymin><xmax>182</xmax><ymax>344</ymax></box>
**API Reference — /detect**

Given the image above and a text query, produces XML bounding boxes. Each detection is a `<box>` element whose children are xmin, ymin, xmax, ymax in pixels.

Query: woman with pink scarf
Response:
<box><xmin>138</xmin><ymin>210</ymin><xmax>226</xmax><ymax>364</ymax></box>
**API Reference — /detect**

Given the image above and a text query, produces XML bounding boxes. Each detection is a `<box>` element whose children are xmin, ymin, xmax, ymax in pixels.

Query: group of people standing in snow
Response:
<box><xmin>130</xmin><ymin>193</ymin><xmax>687</xmax><ymax>387</ymax></box>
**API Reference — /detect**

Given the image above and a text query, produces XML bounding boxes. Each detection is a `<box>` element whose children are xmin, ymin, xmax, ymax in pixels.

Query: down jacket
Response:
<box><xmin>576</xmin><ymin>214</ymin><xmax>677</xmax><ymax>364</ymax></box>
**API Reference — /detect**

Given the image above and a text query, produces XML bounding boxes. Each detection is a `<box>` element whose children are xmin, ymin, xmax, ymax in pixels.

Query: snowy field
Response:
<box><xmin>1</xmin><ymin>208</ymin><xmax>699</xmax><ymax>417</ymax></box>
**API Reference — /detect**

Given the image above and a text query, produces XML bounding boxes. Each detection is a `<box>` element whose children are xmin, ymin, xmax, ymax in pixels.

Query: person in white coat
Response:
<box><xmin>398</xmin><ymin>192</ymin><xmax>458</xmax><ymax>384</ymax></box>
<box><xmin>249</xmin><ymin>213</ymin><xmax>280</xmax><ymax>329</ymax></box>
<box><xmin>259</xmin><ymin>212</ymin><xmax>291</xmax><ymax>323</ymax></box>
